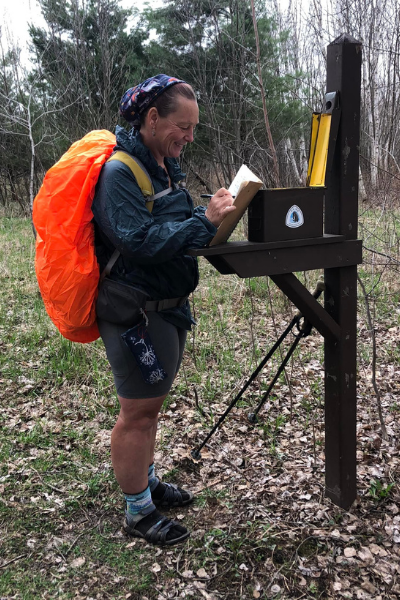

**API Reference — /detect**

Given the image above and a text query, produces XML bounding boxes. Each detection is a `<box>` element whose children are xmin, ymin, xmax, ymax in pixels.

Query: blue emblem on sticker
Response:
<box><xmin>285</xmin><ymin>205</ymin><xmax>304</xmax><ymax>228</ymax></box>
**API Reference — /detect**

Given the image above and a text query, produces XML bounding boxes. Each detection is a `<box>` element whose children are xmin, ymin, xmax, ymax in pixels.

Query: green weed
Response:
<box><xmin>368</xmin><ymin>479</ymin><xmax>395</xmax><ymax>501</ymax></box>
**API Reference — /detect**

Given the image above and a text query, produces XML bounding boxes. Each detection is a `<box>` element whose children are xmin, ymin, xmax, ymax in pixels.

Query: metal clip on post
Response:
<box><xmin>191</xmin><ymin>280</ymin><xmax>325</xmax><ymax>461</ymax></box>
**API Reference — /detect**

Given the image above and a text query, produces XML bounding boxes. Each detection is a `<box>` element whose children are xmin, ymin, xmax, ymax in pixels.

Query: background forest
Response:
<box><xmin>1</xmin><ymin>0</ymin><xmax>400</xmax><ymax>210</ymax></box>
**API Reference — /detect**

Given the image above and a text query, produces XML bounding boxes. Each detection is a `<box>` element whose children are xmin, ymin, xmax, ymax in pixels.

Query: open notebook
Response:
<box><xmin>209</xmin><ymin>165</ymin><xmax>263</xmax><ymax>246</ymax></box>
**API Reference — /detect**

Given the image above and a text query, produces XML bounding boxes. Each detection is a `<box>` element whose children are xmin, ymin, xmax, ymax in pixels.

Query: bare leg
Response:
<box><xmin>147</xmin><ymin>376</ymin><xmax>180</xmax><ymax>467</ymax></box>
<box><xmin>149</xmin><ymin>420</ymin><xmax>158</xmax><ymax>468</ymax></box>
<box><xmin>111</xmin><ymin>394</ymin><xmax>166</xmax><ymax>494</ymax></box>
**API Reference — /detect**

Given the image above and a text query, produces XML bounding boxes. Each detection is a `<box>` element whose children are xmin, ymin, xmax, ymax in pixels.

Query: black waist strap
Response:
<box><xmin>145</xmin><ymin>296</ymin><xmax>188</xmax><ymax>311</ymax></box>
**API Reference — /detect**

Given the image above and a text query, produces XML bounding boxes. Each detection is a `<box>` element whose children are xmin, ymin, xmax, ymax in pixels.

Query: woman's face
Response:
<box><xmin>152</xmin><ymin>97</ymin><xmax>199</xmax><ymax>160</ymax></box>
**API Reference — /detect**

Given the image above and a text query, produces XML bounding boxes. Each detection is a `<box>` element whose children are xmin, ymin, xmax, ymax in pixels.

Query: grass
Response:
<box><xmin>1</xmin><ymin>212</ymin><xmax>400</xmax><ymax>599</ymax></box>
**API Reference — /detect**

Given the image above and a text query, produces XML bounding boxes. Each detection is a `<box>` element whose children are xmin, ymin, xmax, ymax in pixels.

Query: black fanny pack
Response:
<box><xmin>96</xmin><ymin>278</ymin><xmax>149</xmax><ymax>327</ymax></box>
<box><xmin>96</xmin><ymin>278</ymin><xmax>188</xmax><ymax>327</ymax></box>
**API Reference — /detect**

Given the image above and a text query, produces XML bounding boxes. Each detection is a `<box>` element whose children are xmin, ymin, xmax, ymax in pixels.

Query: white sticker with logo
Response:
<box><xmin>285</xmin><ymin>205</ymin><xmax>304</xmax><ymax>228</ymax></box>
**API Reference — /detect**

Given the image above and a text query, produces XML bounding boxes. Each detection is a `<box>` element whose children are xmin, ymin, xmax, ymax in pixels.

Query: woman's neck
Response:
<box><xmin>140</xmin><ymin>128</ymin><xmax>165</xmax><ymax>169</ymax></box>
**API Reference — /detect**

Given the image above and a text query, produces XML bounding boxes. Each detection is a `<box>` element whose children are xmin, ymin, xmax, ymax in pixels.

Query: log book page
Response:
<box><xmin>209</xmin><ymin>165</ymin><xmax>263</xmax><ymax>246</ymax></box>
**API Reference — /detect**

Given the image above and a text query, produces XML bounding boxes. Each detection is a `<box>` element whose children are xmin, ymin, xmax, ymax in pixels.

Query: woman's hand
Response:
<box><xmin>205</xmin><ymin>188</ymin><xmax>236</xmax><ymax>227</ymax></box>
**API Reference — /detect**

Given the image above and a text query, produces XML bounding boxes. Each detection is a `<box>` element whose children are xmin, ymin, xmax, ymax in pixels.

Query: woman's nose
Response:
<box><xmin>184</xmin><ymin>127</ymin><xmax>195</xmax><ymax>142</ymax></box>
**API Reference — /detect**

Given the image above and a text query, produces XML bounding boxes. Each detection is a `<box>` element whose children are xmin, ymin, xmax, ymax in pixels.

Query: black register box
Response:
<box><xmin>247</xmin><ymin>187</ymin><xmax>324</xmax><ymax>243</ymax></box>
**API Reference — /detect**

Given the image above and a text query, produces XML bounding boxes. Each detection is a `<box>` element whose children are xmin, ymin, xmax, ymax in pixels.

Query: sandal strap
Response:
<box><xmin>146</xmin><ymin>517</ymin><xmax>178</xmax><ymax>545</ymax></box>
<box><xmin>158</xmin><ymin>483</ymin><xmax>183</xmax><ymax>505</ymax></box>
<box><xmin>125</xmin><ymin>506</ymin><xmax>183</xmax><ymax>545</ymax></box>
<box><xmin>126</xmin><ymin>503</ymin><xmax>156</xmax><ymax>526</ymax></box>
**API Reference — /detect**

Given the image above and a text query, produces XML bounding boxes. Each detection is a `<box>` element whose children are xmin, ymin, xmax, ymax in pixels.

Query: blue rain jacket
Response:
<box><xmin>92</xmin><ymin>126</ymin><xmax>217</xmax><ymax>329</ymax></box>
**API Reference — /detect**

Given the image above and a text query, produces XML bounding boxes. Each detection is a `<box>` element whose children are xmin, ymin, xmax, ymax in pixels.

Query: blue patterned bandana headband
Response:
<box><xmin>119</xmin><ymin>74</ymin><xmax>187</xmax><ymax>129</ymax></box>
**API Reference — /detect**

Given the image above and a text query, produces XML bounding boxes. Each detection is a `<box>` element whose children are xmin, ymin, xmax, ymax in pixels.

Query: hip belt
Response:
<box><xmin>96</xmin><ymin>276</ymin><xmax>188</xmax><ymax>327</ymax></box>
<box><xmin>145</xmin><ymin>296</ymin><xmax>188</xmax><ymax>311</ymax></box>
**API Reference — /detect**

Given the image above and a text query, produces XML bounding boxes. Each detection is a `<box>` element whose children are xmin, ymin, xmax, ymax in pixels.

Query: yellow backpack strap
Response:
<box><xmin>107</xmin><ymin>150</ymin><xmax>155</xmax><ymax>212</ymax></box>
<box><xmin>102</xmin><ymin>150</ymin><xmax>175</xmax><ymax>279</ymax></box>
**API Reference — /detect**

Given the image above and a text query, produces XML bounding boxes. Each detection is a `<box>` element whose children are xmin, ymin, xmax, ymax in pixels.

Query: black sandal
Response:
<box><xmin>152</xmin><ymin>482</ymin><xmax>194</xmax><ymax>508</ymax></box>
<box><xmin>123</xmin><ymin>505</ymin><xmax>190</xmax><ymax>546</ymax></box>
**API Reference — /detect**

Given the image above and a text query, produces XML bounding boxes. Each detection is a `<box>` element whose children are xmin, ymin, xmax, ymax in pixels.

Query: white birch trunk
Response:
<box><xmin>359</xmin><ymin>166</ymin><xmax>367</xmax><ymax>202</ymax></box>
<box><xmin>285</xmin><ymin>138</ymin><xmax>302</xmax><ymax>185</ymax></box>
<box><xmin>299</xmin><ymin>134</ymin><xmax>309</xmax><ymax>183</ymax></box>
<box><xmin>27</xmin><ymin>98</ymin><xmax>36</xmax><ymax>212</ymax></box>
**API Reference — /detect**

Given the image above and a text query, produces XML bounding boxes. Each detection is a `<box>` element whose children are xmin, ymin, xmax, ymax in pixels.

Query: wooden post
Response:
<box><xmin>189</xmin><ymin>33</ymin><xmax>363</xmax><ymax>510</ymax></box>
<box><xmin>324</xmin><ymin>34</ymin><xmax>362</xmax><ymax>509</ymax></box>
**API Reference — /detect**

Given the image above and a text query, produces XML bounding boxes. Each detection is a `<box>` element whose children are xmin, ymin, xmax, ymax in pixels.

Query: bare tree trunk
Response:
<box><xmin>359</xmin><ymin>165</ymin><xmax>367</xmax><ymax>201</ymax></box>
<box><xmin>285</xmin><ymin>137</ymin><xmax>302</xmax><ymax>185</ymax></box>
<box><xmin>298</xmin><ymin>135</ymin><xmax>309</xmax><ymax>182</ymax></box>
<box><xmin>250</xmin><ymin>0</ymin><xmax>280</xmax><ymax>187</ymax></box>
<box><xmin>27</xmin><ymin>97</ymin><xmax>36</xmax><ymax>212</ymax></box>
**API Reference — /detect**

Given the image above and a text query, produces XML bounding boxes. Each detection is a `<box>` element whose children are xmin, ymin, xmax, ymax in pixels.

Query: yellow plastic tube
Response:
<box><xmin>307</xmin><ymin>112</ymin><xmax>331</xmax><ymax>187</ymax></box>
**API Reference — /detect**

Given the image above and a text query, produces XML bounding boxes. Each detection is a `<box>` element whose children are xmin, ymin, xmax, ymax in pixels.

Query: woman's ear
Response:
<box><xmin>147</xmin><ymin>106</ymin><xmax>159</xmax><ymax>128</ymax></box>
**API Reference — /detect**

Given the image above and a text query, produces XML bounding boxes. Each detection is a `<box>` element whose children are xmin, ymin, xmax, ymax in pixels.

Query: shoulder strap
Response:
<box><xmin>100</xmin><ymin>249</ymin><xmax>120</xmax><ymax>282</ymax></box>
<box><xmin>107</xmin><ymin>150</ymin><xmax>174</xmax><ymax>212</ymax></box>
<box><xmin>102</xmin><ymin>151</ymin><xmax>173</xmax><ymax>279</ymax></box>
<box><xmin>108</xmin><ymin>151</ymin><xmax>154</xmax><ymax>208</ymax></box>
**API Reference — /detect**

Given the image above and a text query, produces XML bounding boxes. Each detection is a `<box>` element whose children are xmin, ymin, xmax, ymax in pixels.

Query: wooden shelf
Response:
<box><xmin>189</xmin><ymin>233</ymin><xmax>344</xmax><ymax>257</ymax></box>
<box><xmin>189</xmin><ymin>235</ymin><xmax>362</xmax><ymax>278</ymax></box>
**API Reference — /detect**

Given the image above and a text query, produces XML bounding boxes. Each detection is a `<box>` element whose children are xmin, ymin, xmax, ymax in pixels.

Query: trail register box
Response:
<box><xmin>247</xmin><ymin>187</ymin><xmax>324</xmax><ymax>243</ymax></box>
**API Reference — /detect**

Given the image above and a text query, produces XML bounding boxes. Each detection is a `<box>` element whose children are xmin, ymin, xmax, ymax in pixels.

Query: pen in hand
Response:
<box><xmin>200</xmin><ymin>194</ymin><xmax>235</xmax><ymax>199</ymax></box>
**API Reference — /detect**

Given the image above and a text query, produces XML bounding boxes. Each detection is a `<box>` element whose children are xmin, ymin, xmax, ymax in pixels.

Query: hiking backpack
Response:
<box><xmin>33</xmin><ymin>130</ymin><xmax>158</xmax><ymax>344</ymax></box>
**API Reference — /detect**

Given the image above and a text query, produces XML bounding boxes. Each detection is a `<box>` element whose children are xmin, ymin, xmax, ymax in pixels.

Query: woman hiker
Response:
<box><xmin>92</xmin><ymin>75</ymin><xmax>235</xmax><ymax>546</ymax></box>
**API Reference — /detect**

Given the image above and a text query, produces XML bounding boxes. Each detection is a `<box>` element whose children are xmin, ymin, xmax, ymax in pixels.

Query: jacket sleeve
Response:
<box><xmin>93</xmin><ymin>161</ymin><xmax>217</xmax><ymax>265</ymax></box>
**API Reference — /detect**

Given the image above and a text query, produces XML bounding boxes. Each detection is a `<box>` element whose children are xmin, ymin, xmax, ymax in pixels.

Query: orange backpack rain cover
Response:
<box><xmin>33</xmin><ymin>130</ymin><xmax>116</xmax><ymax>343</ymax></box>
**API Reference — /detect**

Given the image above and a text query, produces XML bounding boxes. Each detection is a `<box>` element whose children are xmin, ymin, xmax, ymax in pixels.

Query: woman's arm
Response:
<box><xmin>93</xmin><ymin>161</ymin><xmax>217</xmax><ymax>265</ymax></box>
